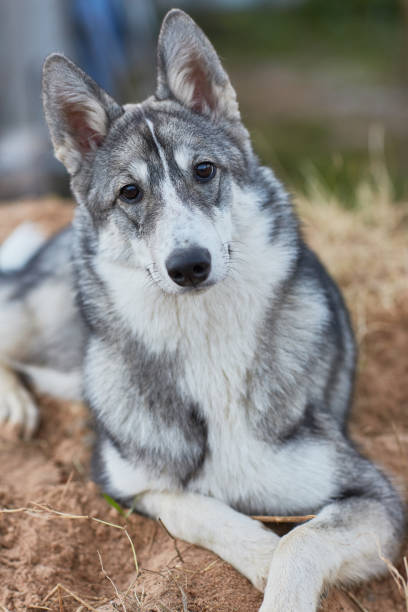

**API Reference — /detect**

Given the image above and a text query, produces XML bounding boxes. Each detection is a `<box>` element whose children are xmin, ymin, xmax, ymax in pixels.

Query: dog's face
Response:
<box><xmin>42</xmin><ymin>10</ymin><xmax>256</xmax><ymax>295</ymax></box>
<box><xmin>88</xmin><ymin>102</ymin><xmax>249</xmax><ymax>295</ymax></box>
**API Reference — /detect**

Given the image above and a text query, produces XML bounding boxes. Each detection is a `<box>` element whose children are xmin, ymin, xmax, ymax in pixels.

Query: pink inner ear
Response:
<box><xmin>187</xmin><ymin>57</ymin><xmax>217</xmax><ymax>114</ymax></box>
<box><xmin>62</xmin><ymin>102</ymin><xmax>104</xmax><ymax>154</ymax></box>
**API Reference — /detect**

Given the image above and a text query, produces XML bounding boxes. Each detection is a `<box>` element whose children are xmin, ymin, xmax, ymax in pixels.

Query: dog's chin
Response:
<box><xmin>157</xmin><ymin>278</ymin><xmax>221</xmax><ymax>297</ymax></box>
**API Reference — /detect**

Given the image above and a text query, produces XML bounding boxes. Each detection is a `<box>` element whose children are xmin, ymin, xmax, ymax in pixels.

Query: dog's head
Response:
<box><xmin>43</xmin><ymin>10</ymin><xmax>288</xmax><ymax>296</ymax></box>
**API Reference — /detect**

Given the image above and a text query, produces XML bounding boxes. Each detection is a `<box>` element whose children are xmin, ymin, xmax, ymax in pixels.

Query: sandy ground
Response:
<box><xmin>0</xmin><ymin>195</ymin><xmax>407</xmax><ymax>611</ymax></box>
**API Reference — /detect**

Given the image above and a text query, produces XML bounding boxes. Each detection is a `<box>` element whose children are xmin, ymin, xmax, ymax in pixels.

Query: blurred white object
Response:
<box><xmin>0</xmin><ymin>223</ymin><xmax>46</xmax><ymax>271</ymax></box>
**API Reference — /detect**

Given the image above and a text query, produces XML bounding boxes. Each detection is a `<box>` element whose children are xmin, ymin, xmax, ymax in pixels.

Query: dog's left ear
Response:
<box><xmin>42</xmin><ymin>54</ymin><xmax>123</xmax><ymax>175</ymax></box>
<box><xmin>156</xmin><ymin>9</ymin><xmax>240</xmax><ymax>121</ymax></box>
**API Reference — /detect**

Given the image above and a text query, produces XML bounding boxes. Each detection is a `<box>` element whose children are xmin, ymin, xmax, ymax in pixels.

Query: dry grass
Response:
<box><xmin>0</xmin><ymin>500</ymin><xmax>210</xmax><ymax>612</ymax></box>
<box><xmin>379</xmin><ymin>554</ymin><xmax>408</xmax><ymax>612</ymax></box>
<box><xmin>0</xmin><ymin>502</ymin><xmax>140</xmax><ymax>611</ymax></box>
<box><xmin>297</xmin><ymin>147</ymin><xmax>408</xmax><ymax>347</ymax></box>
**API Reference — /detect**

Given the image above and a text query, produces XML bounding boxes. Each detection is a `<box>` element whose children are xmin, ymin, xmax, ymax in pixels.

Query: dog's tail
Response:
<box><xmin>0</xmin><ymin>223</ymin><xmax>47</xmax><ymax>272</ymax></box>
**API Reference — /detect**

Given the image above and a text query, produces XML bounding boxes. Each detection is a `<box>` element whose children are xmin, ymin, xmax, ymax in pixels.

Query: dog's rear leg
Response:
<box><xmin>135</xmin><ymin>490</ymin><xmax>279</xmax><ymax>591</ymax></box>
<box><xmin>259</xmin><ymin>463</ymin><xmax>404</xmax><ymax>611</ymax></box>
<box><xmin>0</xmin><ymin>223</ymin><xmax>47</xmax><ymax>439</ymax></box>
<box><xmin>0</xmin><ymin>363</ymin><xmax>39</xmax><ymax>439</ymax></box>
<box><xmin>0</xmin><ymin>294</ymin><xmax>39</xmax><ymax>439</ymax></box>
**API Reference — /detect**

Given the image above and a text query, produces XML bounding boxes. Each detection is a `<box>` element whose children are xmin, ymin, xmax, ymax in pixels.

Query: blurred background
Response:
<box><xmin>0</xmin><ymin>0</ymin><xmax>406</xmax><ymax>206</ymax></box>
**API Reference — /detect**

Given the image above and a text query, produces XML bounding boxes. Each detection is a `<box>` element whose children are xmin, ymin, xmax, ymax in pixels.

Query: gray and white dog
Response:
<box><xmin>0</xmin><ymin>9</ymin><xmax>404</xmax><ymax>611</ymax></box>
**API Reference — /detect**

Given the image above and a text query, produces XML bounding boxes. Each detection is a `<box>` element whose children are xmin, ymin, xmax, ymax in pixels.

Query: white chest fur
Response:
<box><xmin>190</xmin><ymin>412</ymin><xmax>336</xmax><ymax>514</ymax></box>
<box><xmin>97</xmin><ymin>275</ymin><xmax>336</xmax><ymax>513</ymax></box>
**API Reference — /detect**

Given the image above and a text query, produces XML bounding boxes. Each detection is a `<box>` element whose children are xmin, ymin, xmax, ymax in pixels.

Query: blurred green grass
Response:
<box><xmin>196</xmin><ymin>3</ymin><xmax>403</xmax><ymax>77</ymax></box>
<box><xmin>247</xmin><ymin>119</ymin><xmax>407</xmax><ymax>206</ymax></box>
<box><xmin>187</xmin><ymin>0</ymin><xmax>407</xmax><ymax>205</ymax></box>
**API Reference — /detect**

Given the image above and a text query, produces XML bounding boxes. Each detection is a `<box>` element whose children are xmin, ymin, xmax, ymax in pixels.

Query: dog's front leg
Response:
<box><xmin>135</xmin><ymin>490</ymin><xmax>279</xmax><ymax>591</ymax></box>
<box><xmin>259</xmin><ymin>495</ymin><xmax>403</xmax><ymax>612</ymax></box>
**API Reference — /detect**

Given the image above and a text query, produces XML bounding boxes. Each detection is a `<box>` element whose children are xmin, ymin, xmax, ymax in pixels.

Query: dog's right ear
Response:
<box><xmin>42</xmin><ymin>54</ymin><xmax>123</xmax><ymax>175</ymax></box>
<box><xmin>156</xmin><ymin>10</ymin><xmax>240</xmax><ymax>122</ymax></box>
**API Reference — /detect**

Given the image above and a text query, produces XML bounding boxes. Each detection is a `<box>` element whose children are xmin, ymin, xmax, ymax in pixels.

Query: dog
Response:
<box><xmin>0</xmin><ymin>9</ymin><xmax>404</xmax><ymax>611</ymax></box>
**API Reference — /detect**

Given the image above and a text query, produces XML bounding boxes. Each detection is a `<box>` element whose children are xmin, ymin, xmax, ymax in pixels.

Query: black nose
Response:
<box><xmin>166</xmin><ymin>247</ymin><xmax>211</xmax><ymax>287</ymax></box>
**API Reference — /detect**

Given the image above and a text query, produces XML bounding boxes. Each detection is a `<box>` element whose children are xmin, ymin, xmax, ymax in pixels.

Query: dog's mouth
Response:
<box><xmin>146</xmin><ymin>268</ymin><xmax>218</xmax><ymax>295</ymax></box>
<box><xmin>181</xmin><ymin>279</ymin><xmax>217</xmax><ymax>294</ymax></box>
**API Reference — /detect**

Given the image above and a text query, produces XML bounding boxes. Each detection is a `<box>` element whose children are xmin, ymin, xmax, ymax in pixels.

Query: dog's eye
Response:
<box><xmin>119</xmin><ymin>184</ymin><xmax>143</xmax><ymax>203</ymax></box>
<box><xmin>194</xmin><ymin>162</ymin><xmax>216</xmax><ymax>182</ymax></box>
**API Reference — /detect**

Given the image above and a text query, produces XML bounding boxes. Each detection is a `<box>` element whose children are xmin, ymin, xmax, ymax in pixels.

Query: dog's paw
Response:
<box><xmin>232</xmin><ymin>529</ymin><xmax>278</xmax><ymax>592</ymax></box>
<box><xmin>259</xmin><ymin>591</ymin><xmax>317</xmax><ymax>612</ymax></box>
<box><xmin>0</xmin><ymin>367</ymin><xmax>39</xmax><ymax>440</ymax></box>
<box><xmin>259</xmin><ymin>570</ymin><xmax>318</xmax><ymax>612</ymax></box>
<box><xmin>258</xmin><ymin>530</ymin><xmax>321</xmax><ymax>612</ymax></box>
